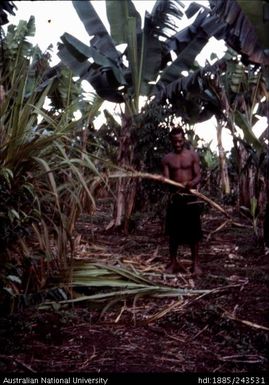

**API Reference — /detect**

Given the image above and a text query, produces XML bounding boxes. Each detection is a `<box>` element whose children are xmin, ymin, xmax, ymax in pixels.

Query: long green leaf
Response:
<box><xmin>234</xmin><ymin>111</ymin><xmax>263</xmax><ymax>152</ymax></box>
<box><xmin>72</xmin><ymin>280</ymin><xmax>147</xmax><ymax>288</ymax></box>
<box><xmin>55</xmin><ymin>143</ymin><xmax>97</xmax><ymax>210</ymax></box>
<box><xmin>72</xmin><ymin>0</ymin><xmax>120</xmax><ymax>62</ymax></box>
<box><xmin>72</xmin><ymin>0</ymin><xmax>108</xmax><ymax>36</ymax></box>
<box><xmin>33</xmin><ymin>156</ymin><xmax>61</xmax><ymax>210</ymax></box>
<box><xmin>60</xmin><ymin>33</ymin><xmax>126</xmax><ymax>86</ymax></box>
<box><xmin>236</xmin><ymin>0</ymin><xmax>269</xmax><ymax>50</ymax></box>
<box><xmin>106</xmin><ymin>0</ymin><xmax>142</xmax><ymax>45</ymax></box>
<box><xmin>158</xmin><ymin>36</ymin><xmax>208</xmax><ymax>86</ymax></box>
<box><xmin>39</xmin><ymin>286</ymin><xmax>209</xmax><ymax>308</ymax></box>
<box><xmin>93</xmin><ymin>263</ymin><xmax>155</xmax><ymax>285</ymax></box>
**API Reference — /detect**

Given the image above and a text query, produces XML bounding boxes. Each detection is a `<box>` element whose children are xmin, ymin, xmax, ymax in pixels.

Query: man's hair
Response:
<box><xmin>169</xmin><ymin>126</ymin><xmax>185</xmax><ymax>139</ymax></box>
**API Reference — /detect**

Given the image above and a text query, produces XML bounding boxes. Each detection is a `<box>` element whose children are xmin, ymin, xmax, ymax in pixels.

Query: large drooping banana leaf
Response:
<box><xmin>153</xmin><ymin>0</ymin><xmax>269</xmax><ymax>124</ymax></box>
<box><xmin>106</xmin><ymin>0</ymin><xmax>142</xmax><ymax>45</ymax></box>
<box><xmin>58</xmin><ymin>1</ymin><xmax>126</xmax><ymax>103</ymax></box>
<box><xmin>234</xmin><ymin>111</ymin><xmax>264</xmax><ymax>152</ymax></box>
<box><xmin>57</xmin><ymin>0</ymin><xmax>268</xmax><ymax>127</ymax></box>
<box><xmin>137</xmin><ymin>1</ymin><xmax>185</xmax><ymax>96</ymax></box>
<box><xmin>57</xmin><ymin>0</ymin><xmax>215</xmax><ymax>107</ymax></box>
<box><xmin>209</xmin><ymin>0</ymin><xmax>269</xmax><ymax>65</ymax></box>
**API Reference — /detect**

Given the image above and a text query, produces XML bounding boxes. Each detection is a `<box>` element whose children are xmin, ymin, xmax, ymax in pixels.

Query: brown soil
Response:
<box><xmin>0</xmin><ymin>201</ymin><xmax>268</xmax><ymax>374</ymax></box>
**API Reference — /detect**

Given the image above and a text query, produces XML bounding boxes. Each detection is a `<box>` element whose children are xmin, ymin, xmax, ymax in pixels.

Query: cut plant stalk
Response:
<box><xmin>92</xmin><ymin>170</ymin><xmax>244</xmax><ymax>224</ymax></box>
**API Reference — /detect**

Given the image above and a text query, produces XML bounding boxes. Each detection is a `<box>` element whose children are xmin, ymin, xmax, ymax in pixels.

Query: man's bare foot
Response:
<box><xmin>166</xmin><ymin>261</ymin><xmax>188</xmax><ymax>274</ymax></box>
<box><xmin>190</xmin><ymin>264</ymin><xmax>202</xmax><ymax>276</ymax></box>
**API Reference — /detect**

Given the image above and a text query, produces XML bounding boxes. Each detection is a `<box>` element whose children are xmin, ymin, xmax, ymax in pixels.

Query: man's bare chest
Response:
<box><xmin>168</xmin><ymin>154</ymin><xmax>193</xmax><ymax>170</ymax></box>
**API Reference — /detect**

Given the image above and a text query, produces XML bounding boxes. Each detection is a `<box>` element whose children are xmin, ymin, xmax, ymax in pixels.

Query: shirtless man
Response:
<box><xmin>162</xmin><ymin>127</ymin><xmax>202</xmax><ymax>275</ymax></box>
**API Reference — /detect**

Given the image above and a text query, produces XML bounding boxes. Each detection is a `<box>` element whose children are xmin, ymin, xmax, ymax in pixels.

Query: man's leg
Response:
<box><xmin>167</xmin><ymin>237</ymin><xmax>187</xmax><ymax>273</ymax></box>
<box><xmin>190</xmin><ymin>242</ymin><xmax>202</xmax><ymax>275</ymax></box>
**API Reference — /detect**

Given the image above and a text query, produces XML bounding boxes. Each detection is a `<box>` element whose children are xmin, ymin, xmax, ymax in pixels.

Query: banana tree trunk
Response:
<box><xmin>113</xmin><ymin>115</ymin><xmax>137</xmax><ymax>233</ymax></box>
<box><xmin>216</xmin><ymin>121</ymin><xmax>230</xmax><ymax>196</ymax></box>
<box><xmin>264</xmin><ymin>111</ymin><xmax>269</xmax><ymax>246</ymax></box>
<box><xmin>264</xmin><ymin>203</ymin><xmax>269</xmax><ymax>247</ymax></box>
<box><xmin>239</xmin><ymin>143</ymin><xmax>255</xmax><ymax>208</ymax></box>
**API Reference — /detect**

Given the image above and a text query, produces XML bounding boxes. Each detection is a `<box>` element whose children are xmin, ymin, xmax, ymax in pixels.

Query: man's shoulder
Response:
<box><xmin>184</xmin><ymin>147</ymin><xmax>199</xmax><ymax>159</ymax></box>
<box><xmin>162</xmin><ymin>152</ymin><xmax>174</xmax><ymax>162</ymax></box>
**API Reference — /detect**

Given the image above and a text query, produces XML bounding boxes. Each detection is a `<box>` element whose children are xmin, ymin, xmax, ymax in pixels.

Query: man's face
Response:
<box><xmin>171</xmin><ymin>133</ymin><xmax>185</xmax><ymax>153</ymax></box>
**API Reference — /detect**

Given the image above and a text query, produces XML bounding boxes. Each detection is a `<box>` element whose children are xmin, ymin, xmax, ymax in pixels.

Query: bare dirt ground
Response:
<box><xmin>0</xmin><ymin>199</ymin><xmax>268</xmax><ymax>374</ymax></box>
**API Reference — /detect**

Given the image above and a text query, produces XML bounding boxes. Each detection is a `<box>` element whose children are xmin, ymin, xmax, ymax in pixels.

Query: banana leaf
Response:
<box><xmin>234</xmin><ymin>110</ymin><xmax>264</xmax><ymax>153</ymax></box>
<box><xmin>106</xmin><ymin>0</ymin><xmax>142</xmax><ymax>45</ymax></box>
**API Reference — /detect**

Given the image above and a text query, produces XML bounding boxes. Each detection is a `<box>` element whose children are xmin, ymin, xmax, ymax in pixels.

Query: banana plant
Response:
<box><xmin>155</xmin><ymin>0</ymin><xmax>269</xmax><ymax>242</ymax></box>
<box><xmin>57</xmin><ymin>0</ymin><xmax>269</xmax><ymax>232</ymax></box>
<box><xmin>206</xmin><ymin>0</ymin><xmax>269</xmax><ymax>242</ymax></box>
<box><xmin>154</xmin><ymin>0</ymin><xmax>269</xmax><ymax>119</ymax></box>
<box><xmin>57</xmin><ymin>0</ymin><xmax>220</xmax><ymax>230</ymax></box>
<box><xmin>58</xmin><ymin>0</ymin><xmax>189</xmax><ymax>109</ymax></box>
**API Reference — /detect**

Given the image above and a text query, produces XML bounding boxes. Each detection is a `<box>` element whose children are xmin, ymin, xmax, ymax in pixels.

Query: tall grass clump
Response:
<box><xmin>0</xmin><ymin>18</ymin><xmax>101</xmax><ymax>309</ymax></box>
<box><xmin>0</xmin><ymin>76</ymin><xmax>100</xmax><ymax>308</ymax></box>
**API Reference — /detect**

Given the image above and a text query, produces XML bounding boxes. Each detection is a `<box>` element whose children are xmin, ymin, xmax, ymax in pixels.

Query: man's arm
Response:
<box><xmin>186</xmin><ymin>151</ymin><xmax>201</xmax><ymax>189</ymax></box>
<box><xmin>162</xmin><ymin>155</ymin><xmax>170</xmax><ymax>179</ymax></box>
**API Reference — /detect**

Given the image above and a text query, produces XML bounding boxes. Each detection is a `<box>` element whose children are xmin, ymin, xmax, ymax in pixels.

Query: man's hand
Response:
<box><xmin>184</xmin><ymin>181</ymin><xmax>193</xmax><ymax>189</ymax></box>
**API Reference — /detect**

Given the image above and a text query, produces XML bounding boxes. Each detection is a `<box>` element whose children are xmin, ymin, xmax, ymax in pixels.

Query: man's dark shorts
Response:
<box><xmin>165</xmin><ymin>193</ymin><xmax>203</xmax><ymax>244</ymax></box>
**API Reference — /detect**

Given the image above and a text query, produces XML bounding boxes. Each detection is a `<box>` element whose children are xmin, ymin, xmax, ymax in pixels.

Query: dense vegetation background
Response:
<box><xmin>0</xmin><ymin>0</ymin><xmax>268</xmax><ymax>374</ymax></box>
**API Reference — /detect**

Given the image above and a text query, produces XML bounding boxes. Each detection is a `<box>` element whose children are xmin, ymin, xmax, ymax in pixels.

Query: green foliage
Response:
<box><xmin>199</xmin><ymin>145</ymin><xmax>218</xmax><ymax>171</ymax></box>
<box><xmin>0</xmin><ymin>19</ymin><xmax>103</xmax><ymax>310</ymax></box>
<box><xmin>5</xmin><ymin>17</ymin><xmax>35</xmax><ymax>55</ymax></box>
<box><xmin>1</xmin><ymin>16</ymin><xmax>43</xmax><ymax>88</ymax></box>
<box><xmin>222</xmin><ymin>52</ymin><xmax>266</xmax><ymax>154</ymax></box>
<box><xmin>0</xmin><ymin>74</ymin><xmax>100</xmax><ymax>300</ymax></box>
<box><xmin>47</xmin><ymin>67</ymin><xmax>85</xmax><ymax>113</ymax></box>
<box><xmin>94</xmin><ymin>109</ymin><xmax>121</xmax><ymax>164</ymax></box>
<box><xmin>39</xmin><ymin>262</ymin><xmax>209</xmax><ymax>309</ymax></box>
<box><xmin>57</xmin><ymin>0</ymin><xmax>213</xmax><ymax>114</ymax></box>
<box><xmin>134</xmin><ymin>101</ymin><xmax>172</xmax><ymax>171</ymax></box>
